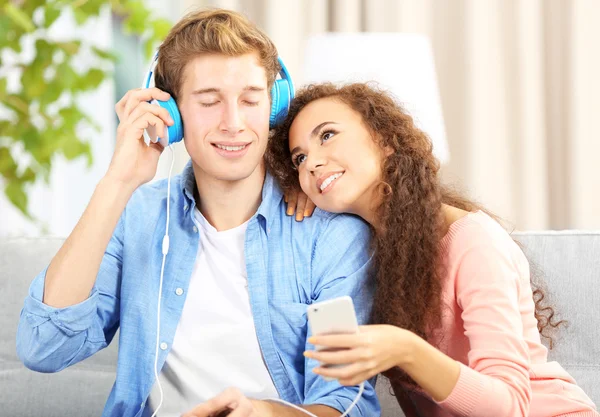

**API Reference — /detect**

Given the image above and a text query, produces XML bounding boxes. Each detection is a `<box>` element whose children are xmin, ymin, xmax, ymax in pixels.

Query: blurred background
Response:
<box><xmin>1</xmin><ymin>0</ymin><xmax>599</xmax><ymax>237</ymax></box>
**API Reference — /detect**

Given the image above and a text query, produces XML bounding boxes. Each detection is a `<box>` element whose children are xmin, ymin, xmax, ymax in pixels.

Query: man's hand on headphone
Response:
<box><xmin>106</xmin><ymin>87</ymin><xmax>173</xmax><ymax>190</ymax></box>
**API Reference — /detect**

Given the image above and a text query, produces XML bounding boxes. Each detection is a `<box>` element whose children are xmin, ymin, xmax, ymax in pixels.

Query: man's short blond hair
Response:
<box><xmin>155</xmin><ymin>8</ymin><xmax>280</xmax><ymax>100</ymax></box>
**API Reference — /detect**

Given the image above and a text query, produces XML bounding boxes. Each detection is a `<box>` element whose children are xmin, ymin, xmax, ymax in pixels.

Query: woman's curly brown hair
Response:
<box><xmin>266</xmin><ymin>82</ymin><xmax>564</xmax><ymax>387</ymax></box>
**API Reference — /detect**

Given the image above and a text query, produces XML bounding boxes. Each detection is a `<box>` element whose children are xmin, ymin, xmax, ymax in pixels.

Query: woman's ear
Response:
<box><xmin>371</xmin><ymin>131</ymin><xmax>395</xmax><ymax>157</ymax></box>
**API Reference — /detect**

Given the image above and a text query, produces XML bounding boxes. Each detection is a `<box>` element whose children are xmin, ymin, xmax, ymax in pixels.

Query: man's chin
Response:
<box><xmin>192</xmin><ymin>161</ymin><xmax>265</xmax><ymax>184</ymax></box>
<box><xmin>215</xmin><ymin>172</ymin><xmax>257</xmax><ymax>183</ymax></box>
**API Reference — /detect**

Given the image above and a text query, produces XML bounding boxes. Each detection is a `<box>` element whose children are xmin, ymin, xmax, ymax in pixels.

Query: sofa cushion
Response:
<box><xmin>514</xmin><ymin>231</ymin><xmax>600</xmax><ymax>406</ymax></box>
<box><xmin>0</xmin><ymin>237</ymin><xmax>118</xmax><ymax>417</ymax></box>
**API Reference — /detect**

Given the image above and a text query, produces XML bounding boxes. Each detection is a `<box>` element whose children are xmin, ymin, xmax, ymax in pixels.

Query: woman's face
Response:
<box><xmin>288</xmin><ymin>97</ymin><xmax>384</xmax><ymax>216</ymax></box>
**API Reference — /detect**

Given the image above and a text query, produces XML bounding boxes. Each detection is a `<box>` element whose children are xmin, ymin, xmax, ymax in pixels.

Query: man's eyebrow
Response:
<box><xmin>191</xmin><ymin>86</ymin><xmax>265</xmax><ymax>95</ymax></box>
<box><xmin>290</xmin><ymin>122</ymin><xmax>339</xmax><ymax>156</ymax></box>
<box><xmin>191</xmin><ymin>88</ymin><xmax>219</xmax><ymax>95</ymax></box>
<box><xmin>243</xmin><ymin>86</ymin><xmax>265</xmax><ymax>92</ymax></box>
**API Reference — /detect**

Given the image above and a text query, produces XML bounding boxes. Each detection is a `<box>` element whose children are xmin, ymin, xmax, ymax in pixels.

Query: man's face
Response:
<box><xmin>178</xmin><ymin>53</ymin><xmax>271</xmax><ymax>183</ymax></box>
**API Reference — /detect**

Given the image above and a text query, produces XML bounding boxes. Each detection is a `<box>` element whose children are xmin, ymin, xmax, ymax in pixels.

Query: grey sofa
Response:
<box><xmin>1</xmin><ymin>233</ymin><xmax>599</xmax><ymax>417</ymax></box>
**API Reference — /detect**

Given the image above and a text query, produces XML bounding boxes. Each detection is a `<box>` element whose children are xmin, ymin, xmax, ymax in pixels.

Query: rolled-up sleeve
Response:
<box><xmin>16</xmin><ymin>212</ymin><xmax>125</xmax><ymax>373</ymax></box>
<box><xmin>303</xmin><ymin>214</ymin><xmax>380</xmax><ymax>417</ymax></box>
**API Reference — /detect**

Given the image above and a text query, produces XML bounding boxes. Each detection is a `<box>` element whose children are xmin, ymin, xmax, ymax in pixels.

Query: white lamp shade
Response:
<box><xmin>303</xmin><ymin>33</ymin><xmax>449</xmax><ymax>164</ymax></box>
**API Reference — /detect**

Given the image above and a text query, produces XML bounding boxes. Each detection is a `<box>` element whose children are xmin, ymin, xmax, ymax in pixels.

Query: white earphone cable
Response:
<box><xmin>150</xmin><ymin>145</ymin><xmax>175</xmax><ymax>417</ymax></box>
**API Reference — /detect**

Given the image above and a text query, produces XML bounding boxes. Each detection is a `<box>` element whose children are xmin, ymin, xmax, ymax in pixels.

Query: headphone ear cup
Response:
<box><xmin>270</xmin><ymin>79</ymin><xmax>291</xmax><ymax>128</ymax></box>
<box><xmin>158</xmin><ymin>97</ymin><xmax>184</xmax><ymax>145</ymax></box>
<box><xmin>269</xmin><ymin>81</ymin><xmax>281</xmax><ymax>128</ymax></box>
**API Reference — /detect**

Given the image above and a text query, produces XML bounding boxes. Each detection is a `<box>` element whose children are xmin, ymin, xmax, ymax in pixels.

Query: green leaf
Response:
<box><xmin>91</xmin><ymin>45</ymin><xmax>118</xmax><ymax>61</ymax></box>
<box><xmin>63</xmin><ymin>135</ymin><xmax>91</xmax><ymax>160</ymax></box>
<box><xmin>5</xmin><ymin>180</ymin><xmax>29</xmax><ymax>217</ymax></box>
<box><xmin>56</xmin><ymin>40</ymin><xmax>81</xmax><ymax>55</ymax></box>
<box><xmin>39</xmin><ymin>82</ymin><xmax>63</xmax><ymax>106</ymax></box>
<box><xmin>30</xmin><ymin>134</ymin><xmax>56</xmax><ymax>166</ymax></box>
<box><xmin>4</xmin><ymin>3</ymin><xmax>36</xmax><ymax>32</ymax></box>
<box><xmin>59</xmin><ymin>106</ymin><xmax>84</xmax><ymax>130</ymax></box>
<box><xmin>75</xmin><ymin>68</ymin><xmax>106</xmax><ymax>91</ymax></box>
<box><xmin>19</xmin><ymin>1</ymin><xmax>44</xmax><ymax>16</ymax></box>
<box><xmin>0</xmin><ymin>121</ymin><xmax>13</xmax><ymax>139</ymax></box>
<box><xmin>0</xmin><ymin>15</ymin><xmax>14</xmax><ymax>47</ymax></box>
<box><xmin>79</xmin><ymin>0</ymin><xmax>105</xmax><ymax>17</ymax></box>
<box><xmin>35</xmin><ymin>39</ymin><xmax>55</xmax><ymax>63</ymax></box>
<box><xmin>151</xmin><ymin>18</ymin><xmax>171</xmax><ymax>39</ymax></box>
<box><xmin>20</xmin><ymin>127</ymin><xmax>42</xmax><ymax>152</ymax></box>
<box><xmin>55</xmin><ymin>62</ymin><xmax>78</xmax><ymax>89</ymax></box>
<box><xmin>22</xmin><ymin>57</ymin><xmax>49</xmax><ymax>98</ymax></box>
<box><xmin>45</xmin><ymin>4</ymin><xmax>62</xmax><ymax>27</ymax></box>
<box><xmin>73</xmin><ymin>7</ymin><xmax>88</xmax><ymax>25</ymax></box>
<box><xmin>21</xmin><ymin>167</ymin><xmax>36</xmax><ymax>182</ymax></box>
<box><xmin>3</xmin><ymin>94</ymin><xmax>29</xmax><ymax>115</ymax></box>
<box><xmin>0</xmin><ymin>76</ymin><xmax>7</xmax><ymax>99</ymax></box>
<box><xmin>123</xmin><ymin>2</ymin><xmax>151</xmax><ymax>35</ymax></box>
<box><xmin>0</xmin><ymin>147</ymin><xmax>18</xmax><ymax>178</ymax></box>
<box><xmin>4</xmin><ymin>36</ymin><xmax>23</xmax><ymax>53</ymax></box>
<box><xmin>32</xmin><ymin>130</ymin><xmax>58</xmax><ymax>163</ymax></box>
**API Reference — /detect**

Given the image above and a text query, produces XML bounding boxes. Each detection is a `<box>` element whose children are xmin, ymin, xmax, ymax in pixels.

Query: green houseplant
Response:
<box><xmin>0</xmin><ymin>0</ymin><xmax>171</xmax><ymax>219</ymax></box>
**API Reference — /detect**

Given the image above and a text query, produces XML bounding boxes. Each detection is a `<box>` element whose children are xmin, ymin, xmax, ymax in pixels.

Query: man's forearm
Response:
<box><xmin>253</xmin><ymin>400</ymin><xmax>341</xmax><ymax>417</ymax></box>
<box><xmin>43</xmin><ymin>176</ymin><xmax>135</xmax><ymax>308</ymax></box>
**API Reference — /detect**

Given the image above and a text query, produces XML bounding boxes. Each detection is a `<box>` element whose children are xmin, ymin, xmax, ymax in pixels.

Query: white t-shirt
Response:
<box><xmin>148</xmin><ymin>209</ymin><xmax>279</xmax><ymax>416</ymax></box>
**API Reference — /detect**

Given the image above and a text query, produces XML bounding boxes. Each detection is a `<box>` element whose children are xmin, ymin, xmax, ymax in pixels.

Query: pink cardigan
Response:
<box><xmin>402</xmin><ymin>211</ymin><xmax>598</xmax><ymax>417</ymax></box>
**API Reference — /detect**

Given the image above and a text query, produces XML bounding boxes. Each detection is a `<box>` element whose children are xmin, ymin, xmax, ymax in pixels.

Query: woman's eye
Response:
<box><xmin>200</xmin><ymin>102</ymin><xmax>218</xmax><ymax>108</ymax></box>
<box><xmin>293</xmin><ymin>154</ymin><xmax>307</xmax><ymax>167</ymax></box>
<box><xmin>321</xmin><ymin>131</ymin><xmax>335</xmax><ymax>142</ymax></box>
<box><xmin>243</xmin><ymin>101</ymin><xmax>259</xmax><ymax>106</ymax></box>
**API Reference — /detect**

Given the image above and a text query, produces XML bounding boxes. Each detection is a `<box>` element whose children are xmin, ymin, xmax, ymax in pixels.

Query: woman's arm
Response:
<box><xmin>305</xmin><ymin>325</ymin><xmax>459</xmax><ymax>401</ymax></box>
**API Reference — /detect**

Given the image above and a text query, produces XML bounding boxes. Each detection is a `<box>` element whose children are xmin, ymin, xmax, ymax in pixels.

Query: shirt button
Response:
<box><xmin>175</xmin><ymin>288</ymin><xmax>184</xmax><ymax>296</ymax></box>
<box><xmin>184</xmin><ymin>204</ymin><xmax>188</xmax><ymax>211</ymax></box>
<box><xmin>193</xmin><ymin>225</ymin><xmax>198</xmax><ymax>233</ymax></box>
<box><xmin>160</xmin><ymin>342</ymin><xmax>168</xmax><ymax>350</ymax></box>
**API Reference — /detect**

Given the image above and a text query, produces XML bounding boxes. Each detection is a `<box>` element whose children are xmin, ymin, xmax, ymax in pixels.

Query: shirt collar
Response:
<box><xmin>258</xmin><ymin>171</ymin><xmax>284</xmax><ymax>234</ymax></box>
<box><xmin>179</xmin><ymin>159</ymin><xmax>284</xmax><ymax>232</ymax></box>
<box><xmin>180</xmin><ymin>160</ymin><xmax>197</xmax><ymax>213</ymax></box>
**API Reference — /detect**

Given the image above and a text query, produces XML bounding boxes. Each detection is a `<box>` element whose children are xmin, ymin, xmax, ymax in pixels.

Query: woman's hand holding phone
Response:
<box><xmin>305</xmin><ymin>324</ymin><xmax>416</xmax><ymax>386</ymax></box>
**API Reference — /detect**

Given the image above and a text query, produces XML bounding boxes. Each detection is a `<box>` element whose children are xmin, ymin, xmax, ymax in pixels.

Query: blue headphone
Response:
<box><xmin>143</xmin><ymin>52</ymin><xmax>295</xmax><ymax>147</ymax></box>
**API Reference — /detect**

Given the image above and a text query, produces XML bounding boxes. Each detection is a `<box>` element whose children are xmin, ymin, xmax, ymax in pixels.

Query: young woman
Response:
<box><xmin>267</xmin><ymin>83</ymin><xmax>598</xmax><ymax>417</ymax></box>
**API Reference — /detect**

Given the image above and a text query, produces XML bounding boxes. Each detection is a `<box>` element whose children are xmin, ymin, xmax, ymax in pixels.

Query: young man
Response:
<box><xmin>16</xmin><ymin>9</ymin><xmax>379</xmax><ymax>417</ymax></box>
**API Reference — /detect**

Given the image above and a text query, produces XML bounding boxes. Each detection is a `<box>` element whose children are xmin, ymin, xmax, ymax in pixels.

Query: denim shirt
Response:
<box><xmin>16</xmin><ymin>161</ymin><xmax>380</xmax><ymax>417</ymax></box>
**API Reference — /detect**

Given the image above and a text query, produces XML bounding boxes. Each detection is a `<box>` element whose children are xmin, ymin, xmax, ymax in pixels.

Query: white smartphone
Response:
<box><xmin>307</xmin><ymin>296</ymin><xmax>359</xmax><ymax>341</ymax></box>
<box><xmin>307</xmin><ymin>296</ymin><xmax>359</xmax><ymax>381</ymax></box>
